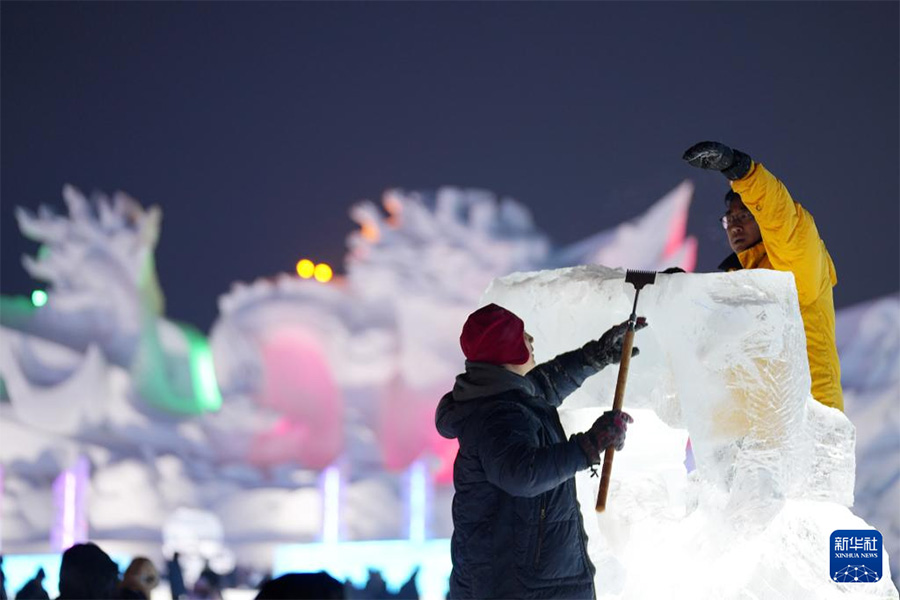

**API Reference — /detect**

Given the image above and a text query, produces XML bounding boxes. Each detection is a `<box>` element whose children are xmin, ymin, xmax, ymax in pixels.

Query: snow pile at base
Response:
<box><xmin>483</xmin><ymin>266</ymin><xmax>897</xmax><ymax>599</ymax></box>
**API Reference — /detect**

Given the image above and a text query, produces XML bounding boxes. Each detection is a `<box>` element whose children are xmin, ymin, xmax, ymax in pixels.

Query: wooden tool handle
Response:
<box><xmin>595</xmin><ymin>446</ymin><xmax>617</xmax><ymax>512</ymax></box>
<box><xmin>595</xmin><ymin>326</ymin><xmax>635</xmax><ymax>512</ymax></box>
<box><xmin>610</xmin><ymin>328</ymin><xmax>635</xmax><ymax>412</ymax></box>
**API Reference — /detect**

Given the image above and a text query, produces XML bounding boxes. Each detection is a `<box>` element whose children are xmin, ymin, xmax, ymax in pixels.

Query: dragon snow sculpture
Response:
<box><xmin>0</xmin><ymin>184</ymin><xmax>220</xmax><ymax>431</ymax></box>
<box><xmin>207</xmin><ymin>183</ymin><xmax>697</xmax><ymax>477</ymax></box>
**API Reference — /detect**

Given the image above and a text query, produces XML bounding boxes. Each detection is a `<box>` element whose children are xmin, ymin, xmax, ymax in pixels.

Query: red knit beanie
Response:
<box><xmin>460</xmin><ymin>303</ymin><xmax>530</xmax><ymax>365</ymax></box>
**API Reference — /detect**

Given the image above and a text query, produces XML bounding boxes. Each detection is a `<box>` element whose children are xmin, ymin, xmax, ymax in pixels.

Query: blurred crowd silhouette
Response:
<box><xmin>0</xmin><ymin>542</ymin><xmax>424</xmax><ymax>600</ymax></box>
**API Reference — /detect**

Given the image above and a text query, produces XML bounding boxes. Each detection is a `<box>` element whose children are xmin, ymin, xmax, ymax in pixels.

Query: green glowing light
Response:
<box><xmin>31</xmin><ymin>290</ymin><xmax>48</xmax><ymax>307</ymax></box>
<box><xmin>133</xmin><ymin>320</ymin><xmax>223</xmax><ymax>415</ymax></box>
<box><xmin>181</xmin><ymin>323</ymin><xmax>223</xmax><ymax>413</ymax></box>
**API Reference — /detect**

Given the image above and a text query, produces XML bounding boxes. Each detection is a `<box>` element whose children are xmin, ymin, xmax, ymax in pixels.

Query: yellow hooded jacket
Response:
<box><xmin>725</xmin><ymin>162</ymin><xmax>843</xmax><ymax>411</ymax></box>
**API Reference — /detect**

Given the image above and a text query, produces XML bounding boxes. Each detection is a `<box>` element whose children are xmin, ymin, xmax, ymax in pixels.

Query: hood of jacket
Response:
<box><xmin>435</xmin><ymin>361</ymin><xmax>535</xmax><ymax>440</ymax></box>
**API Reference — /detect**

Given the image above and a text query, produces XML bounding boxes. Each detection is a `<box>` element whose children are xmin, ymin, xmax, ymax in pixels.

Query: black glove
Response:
<box><xmin>575</xmin><ymin>409</ymin><xmax>634</xmax><ymax>464</ymax></box>
<box><xmin>582</xmin><ymin>317</ymin><xmax>648</xmax><ymax>369</ymax></box>
<box><xmin>682</xmin><ymin>141</ymin><xmax>752</xmax><ymax>181</ymax></box>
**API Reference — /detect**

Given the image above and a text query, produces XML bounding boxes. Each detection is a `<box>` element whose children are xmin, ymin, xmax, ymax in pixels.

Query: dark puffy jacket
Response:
<box><xmin>435</xmin><ymin>349</ymin><xmax>601</xmax><ymax>599</ymax></box>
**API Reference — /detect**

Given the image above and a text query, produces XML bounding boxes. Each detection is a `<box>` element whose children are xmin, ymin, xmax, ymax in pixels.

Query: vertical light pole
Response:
<box><xmin>51</xmin><ymin>456</ymin><xmax>89</xmax><ymax>551</ymax></box>
<box><xmin>408</xmin><ymin>459</ymin><xmax>427</xmax><ymax>544</ymax></box>
<box><xmin>320</xmin><ymin>465</ymin><xmax>341</xmax><ymax>544</ymax></box>
<box><xmin>0</xmin><ymin>464</ymin><xmax>4</xmax><ymax>552</ymax></box>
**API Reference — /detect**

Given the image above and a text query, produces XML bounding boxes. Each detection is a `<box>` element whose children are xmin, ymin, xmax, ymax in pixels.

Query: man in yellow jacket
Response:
<box><xmin>683</xmin><ymin>140</ymin><xmax>843</xmax><ymax>412</ymax></box>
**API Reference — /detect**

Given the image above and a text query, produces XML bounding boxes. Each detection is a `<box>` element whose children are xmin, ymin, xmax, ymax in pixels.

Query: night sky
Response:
<box><xmin>2</xmin><ymin>2</ymin><xmax>897</xmax><ymax>332</ymax></box>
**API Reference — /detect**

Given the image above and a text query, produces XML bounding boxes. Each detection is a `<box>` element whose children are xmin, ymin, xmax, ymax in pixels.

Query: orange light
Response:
<box><xmin>314</xmin><ymin>263</ymin><xmax>333</xmax><ymax>283</ymax></box>
<box><xmin>296</xmin><ymin>259</ymin><xmax>315</xmax><ymax>279</ymax></box>
<box><xmin>360</xmin><ymin>222</ymin><xmax>380</xmax><ymax>242</ymax></box>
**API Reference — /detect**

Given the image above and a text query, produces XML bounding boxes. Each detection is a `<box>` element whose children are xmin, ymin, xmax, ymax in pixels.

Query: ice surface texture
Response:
<box><xmin>483</xmin><ymin>266</ymin><xmax>897</xmax><ymax>598</ymax></box>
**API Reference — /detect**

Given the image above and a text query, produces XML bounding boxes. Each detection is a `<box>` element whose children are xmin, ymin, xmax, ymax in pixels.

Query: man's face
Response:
<box><xmin>504</xmin><ymin>331</ymin><xmax>536</xmax><ymax>376</ymax></box>
<box><xmin>523</xmin><ymin>332</ymin><xmax>536</xmax><ymax>372</ymax></box>
<box><xmin>723</xmin><ymin>197</ymin><xmax>762</xmax><ymax>253</ymax></box>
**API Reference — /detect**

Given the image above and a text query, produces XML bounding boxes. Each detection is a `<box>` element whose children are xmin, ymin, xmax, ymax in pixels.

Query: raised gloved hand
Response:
<box><xmin>575</xmin><ymin>409</ymin><xmax>633</xmax><ymax>464</ymax></box>
<box><xmin>682</xmin><ymin>141</ymin><xmax>752</xmax><ymax>181</ymax></box>
<box><xmin>582</xmin><ymin>317</ymin><xmax>647</xmax><ymax>369</ymax></box>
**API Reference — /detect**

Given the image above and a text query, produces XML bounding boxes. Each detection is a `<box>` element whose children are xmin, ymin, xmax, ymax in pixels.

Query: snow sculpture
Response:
<box><xmin>0</xmin><ymin>185</ymin><xmax>220</xmax><ymax>419</ymax></box>
<box><xmin>0</xmin><ymin>181</ymin><xmax>713</xmax><ymax>562</ymax></box>
<box><xmin>482</xmin><ymin>266</ymin><xmax>895</xmax><ymax>598</ymax></box>
<box><xmin>209</xmin><ymin>184</ymin><xmax>698</xmax><ymax>474</ymax></box>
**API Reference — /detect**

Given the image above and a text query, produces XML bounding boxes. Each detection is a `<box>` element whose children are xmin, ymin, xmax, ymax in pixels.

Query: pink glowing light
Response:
<box><xmin>249</xmin><ymin>331</ymin><xmax>344</xmax><ymax>469</ymax></box>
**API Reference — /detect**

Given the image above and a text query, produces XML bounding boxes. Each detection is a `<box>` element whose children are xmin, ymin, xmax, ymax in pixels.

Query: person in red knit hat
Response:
<box><xmin>436</xmin><ymin>303</ymin><xmax>647</xmax><ymax>599</ymax></box>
